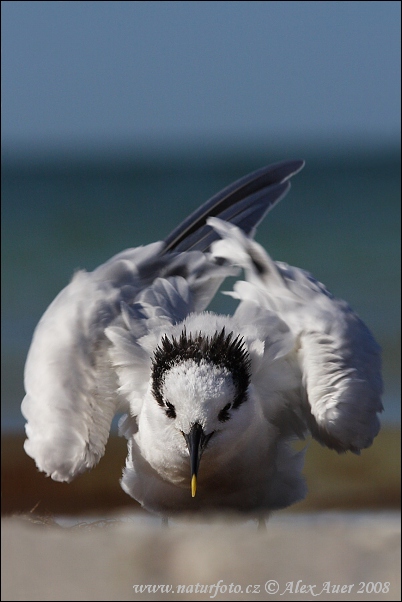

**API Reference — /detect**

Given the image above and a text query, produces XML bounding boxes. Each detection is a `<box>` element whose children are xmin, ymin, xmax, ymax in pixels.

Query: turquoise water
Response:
<box><xmin>2</xmin><ymin>146</ymin><xmax>400</xmax><ymax>428</ymax></box>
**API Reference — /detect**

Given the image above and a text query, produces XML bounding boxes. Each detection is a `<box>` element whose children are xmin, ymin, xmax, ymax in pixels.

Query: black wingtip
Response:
<box><xmin>163</xmin><ymin>159</ymin><xmax>305</xmax><ymax>254</ymax></box>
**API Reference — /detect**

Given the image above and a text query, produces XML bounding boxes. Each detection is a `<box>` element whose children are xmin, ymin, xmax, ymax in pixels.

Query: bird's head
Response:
<box><xmin>151</xmin><ymin>328</ymin><xmax>251</xmax><ymax>497</ymax></box>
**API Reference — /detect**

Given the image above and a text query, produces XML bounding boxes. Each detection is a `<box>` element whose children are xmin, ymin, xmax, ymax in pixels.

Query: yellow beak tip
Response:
<box><xmin>191</xmin><ymin>475</ymin><xmax>197</xmax><ymax>498</ymax></box>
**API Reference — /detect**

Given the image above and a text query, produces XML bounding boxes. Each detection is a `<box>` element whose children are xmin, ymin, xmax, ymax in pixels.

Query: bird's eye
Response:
<box><xmin>218</xmin><ymin>403</ymin><xmax>231</xmax><ymax>422</ymax></box>
<box><xmin>165</xmin><ymin>401</ymin><xmax>176</xmax><ymax>419</ymax></box>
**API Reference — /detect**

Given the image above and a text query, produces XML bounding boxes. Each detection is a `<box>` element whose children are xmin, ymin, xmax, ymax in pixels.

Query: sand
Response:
<box><xmin>1</xmin><ymin>512</ymin><xmax>400</xmax><ymax>601</ymax></box>
<box><xmin>2</xmin><ymin>428</ymin><xmax>400</xmax><ymax>600</ymax></box>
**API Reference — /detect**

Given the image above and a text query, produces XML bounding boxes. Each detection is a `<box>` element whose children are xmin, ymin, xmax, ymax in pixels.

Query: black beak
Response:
<box><xmin>183</xmin><ymin>423</ymin><xmax>213</xmax><ymax>497</ymax></box>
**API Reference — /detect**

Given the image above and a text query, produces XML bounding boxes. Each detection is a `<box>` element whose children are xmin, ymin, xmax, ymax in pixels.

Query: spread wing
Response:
<box><xmin>22</xmin><ymin>160</ymin><xmax>304</xmax><ymax>482</ymax></box>
<box><xmin>209</xmin><ymin>218</ymin><xmax>383</xmax><ymax>453</ymax></box>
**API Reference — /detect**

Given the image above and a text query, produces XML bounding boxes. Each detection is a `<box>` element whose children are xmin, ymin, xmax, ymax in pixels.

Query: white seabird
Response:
<box><xmin>21</xmin><ymin>160</ymin><xmax>383</xmax><ymax>516</ymax></box>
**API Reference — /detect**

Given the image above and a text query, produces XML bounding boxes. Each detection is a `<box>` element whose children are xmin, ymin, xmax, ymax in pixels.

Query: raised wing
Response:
<box><xmin>209</xmin><ymin>218</ymin><xmax>383</xmax><ymax>453</ymax></box>
<box><xmin>163</xmin><ymin>160</ymin><xmax>305</xmax><ymax>253</ymax></box>
<box><xmin>22</xmin><ymin>243</ymin><xmax>163</xmax><ymax>481</ymax></box>
<box><xmin>22</xmin><ymin>160</ymin><xmax>305</xmax><ymax>482</ymax></box>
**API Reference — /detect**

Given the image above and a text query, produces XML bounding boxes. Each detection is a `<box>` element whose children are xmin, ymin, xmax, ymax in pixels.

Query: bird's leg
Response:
<box><xmin>162</xmin><ymin>515</ymin><xmax>169</xmax><ymax>528</ymax></box>
<box><xmin>257</xmin><ymin>513</ymin><xmax>270</xmax><ymax>531</ymax></box>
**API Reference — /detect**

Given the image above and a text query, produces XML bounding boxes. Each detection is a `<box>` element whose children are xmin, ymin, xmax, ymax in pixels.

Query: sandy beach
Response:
<box><xmin>1</xmin><ymin>512</ymin><xmax>400</xmax><ymax>601</ymax></box>
<box><xmin>2</xmin><ymin>429</ymin><xmax>400</xmax><ymax>600</ymax></box>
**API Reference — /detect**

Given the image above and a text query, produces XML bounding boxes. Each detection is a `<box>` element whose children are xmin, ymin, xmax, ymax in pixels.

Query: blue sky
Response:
<box><xmin>2</xmin><ymin>1</ymin><xmax>400</xmax><ymax>152</ymax></box>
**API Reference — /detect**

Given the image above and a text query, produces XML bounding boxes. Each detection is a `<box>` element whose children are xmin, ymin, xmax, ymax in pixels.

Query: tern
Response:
<box><xmin>21</xmin><ymin>160</ymin><xmax>382</xmax><ymax>516</ymax></box>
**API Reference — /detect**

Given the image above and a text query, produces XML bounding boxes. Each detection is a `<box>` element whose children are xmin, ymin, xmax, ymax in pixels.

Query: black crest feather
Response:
<box><xmin>152</xmin><ymin>328</ymin><xmax>251</xmax><ymax>410</ymax></box>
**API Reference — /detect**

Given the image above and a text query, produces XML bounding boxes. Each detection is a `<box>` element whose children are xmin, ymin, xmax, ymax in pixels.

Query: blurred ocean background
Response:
<box><xmin>2</xmin><ymin>144</ymin><xmax>400</xmax><ymax>429</ymax></box>
<box><xmin>2</xmin><ymin>1</ymin><xmax>400</xmax><ymax>434</ymax></box>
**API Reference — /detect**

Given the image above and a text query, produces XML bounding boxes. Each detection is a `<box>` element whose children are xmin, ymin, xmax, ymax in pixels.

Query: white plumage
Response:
<box><xmin>21</xmin><ymin>160</ymin><xmax>382</xmax><ymax>515</ymax></box>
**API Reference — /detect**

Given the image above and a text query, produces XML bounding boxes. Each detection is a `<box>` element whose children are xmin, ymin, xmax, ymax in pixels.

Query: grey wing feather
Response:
<box><xmin>163</xmin><ymin>160</ymin><xmax>304</xmax><ymax>252</ymax></box>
